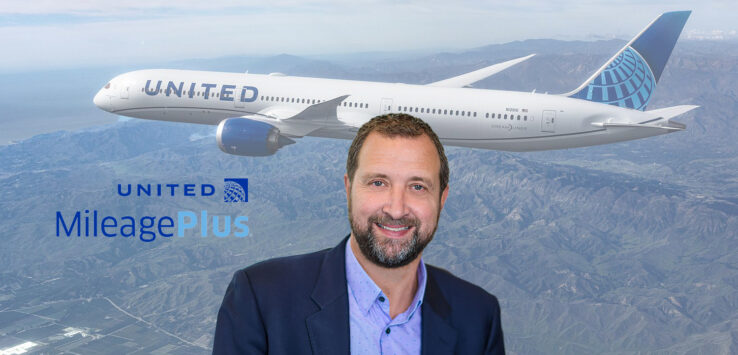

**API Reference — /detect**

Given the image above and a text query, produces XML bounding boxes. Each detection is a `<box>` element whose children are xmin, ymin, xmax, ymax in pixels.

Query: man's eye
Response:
<box><xmin>412</xmin><ymin>184</ymin><xmax>425</xmax><ymax>191</ymax></box>
<box><xmin>371</xmin><ymin>181</ymin><xmax>384</xmax><ymax>187</ymax></box>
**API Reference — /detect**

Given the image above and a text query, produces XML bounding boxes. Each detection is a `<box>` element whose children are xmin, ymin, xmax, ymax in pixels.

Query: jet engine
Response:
<box><xmin>216</xmin><ymin>118</ymin><xmax>295</xmax><ymax>156</ymax></box>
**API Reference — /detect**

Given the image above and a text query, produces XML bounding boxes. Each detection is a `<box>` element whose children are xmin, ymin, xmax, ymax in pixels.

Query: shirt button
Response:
<box><xmin>378</xmin><ymin>296</ymin><xmax>385</xmax><ymax>302</ymax></box>
<box><xmin>385</xmin><ymin>328</ymin><xmax>391</xmax><ymax>335</ymax></box>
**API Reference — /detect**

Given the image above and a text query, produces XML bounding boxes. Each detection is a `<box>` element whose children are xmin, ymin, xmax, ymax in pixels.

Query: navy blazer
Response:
<box><xmin>213</xmin><ymin>237</ymin><xmax>505</xmax><ymax>354</ymax></box>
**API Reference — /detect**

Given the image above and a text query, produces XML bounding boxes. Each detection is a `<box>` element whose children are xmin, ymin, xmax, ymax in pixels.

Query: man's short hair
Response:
<box><xmin>346</xmin><ymin>114</ymin><xmax>449</xmax><ymax>193</ymax></box>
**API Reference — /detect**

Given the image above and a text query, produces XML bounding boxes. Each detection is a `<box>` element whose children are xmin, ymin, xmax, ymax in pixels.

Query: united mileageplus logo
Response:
<box><xmin>223</xmin><ymin>178</ymin><xmax>248</xmax><ymax>202</ymax></box>
<box><xmin>55</xmin><ymin>179</ymin><xmax>252</xmax><ymax>242</ymax></box>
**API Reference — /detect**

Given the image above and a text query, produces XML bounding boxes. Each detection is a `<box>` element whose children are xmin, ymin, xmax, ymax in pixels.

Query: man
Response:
<box><xmin>213</xmin><ymin>114</ymin><xmax>504</xmax><ymax>354</ymax></box>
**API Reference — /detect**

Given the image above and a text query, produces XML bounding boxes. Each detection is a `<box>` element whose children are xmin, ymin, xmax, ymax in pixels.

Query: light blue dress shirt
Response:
<box><xmin>345</xmin><ymin>241</ymin><xmax>427</xmax><ymax>355</ymax></box>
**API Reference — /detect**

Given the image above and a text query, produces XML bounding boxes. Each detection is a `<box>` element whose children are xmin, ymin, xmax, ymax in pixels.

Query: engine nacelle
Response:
<box><xmin>216</xmin><ymin>118</ymin><xmax>295</xmax><ymax>156</ymax></box>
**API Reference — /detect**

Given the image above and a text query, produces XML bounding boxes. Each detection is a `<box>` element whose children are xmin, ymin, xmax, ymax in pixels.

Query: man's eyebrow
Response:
<box><xmin>359</xmin><ymin>173</ymin><xmax>389</xmax><ymax>181</ymax></box>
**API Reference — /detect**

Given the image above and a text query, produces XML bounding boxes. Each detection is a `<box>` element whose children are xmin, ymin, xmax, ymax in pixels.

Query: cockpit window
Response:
<box><xmin>104</xmin><ymin>83</ymin><xmax>111</xmax><ymax>89</ymax></box>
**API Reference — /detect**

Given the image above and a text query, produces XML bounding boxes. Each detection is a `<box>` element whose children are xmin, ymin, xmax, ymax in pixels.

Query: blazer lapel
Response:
<box><xmin>421</xmin><ymin>270</ymin><xmax>458</xmax><ymax>355</ymax></box>
<box><xmin>306</xmin><ymin>236</ymin><xmax>351</xmax><ymax>355</ymax></box>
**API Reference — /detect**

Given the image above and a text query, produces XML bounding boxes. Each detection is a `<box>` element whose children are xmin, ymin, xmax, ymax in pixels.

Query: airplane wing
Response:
<box><xmin>239</xmin><ymin>95</ymin><xmax>351</xmax><ymax>137</ymax></box>
<box><xmin>426</xmin><ymin>54</ymin><xmax>535</xmax><ymax>88</ymax></box>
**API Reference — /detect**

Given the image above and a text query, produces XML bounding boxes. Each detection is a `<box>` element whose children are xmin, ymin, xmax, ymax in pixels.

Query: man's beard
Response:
<box><xmin>349</xmin><ymin>205</ymin><xmax>438</xmax><ymax>268</ymax></box>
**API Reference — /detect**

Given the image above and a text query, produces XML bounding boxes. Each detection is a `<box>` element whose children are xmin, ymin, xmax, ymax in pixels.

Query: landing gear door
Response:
<box><xmin>380</xmin><ymin>98</ymin><xmax>393</xmax><ymax>114</ymax></box>
<box><xmin>541</xmin><ymin>110</ymin><xmax>556</xmax><ymax>133</ymax></box>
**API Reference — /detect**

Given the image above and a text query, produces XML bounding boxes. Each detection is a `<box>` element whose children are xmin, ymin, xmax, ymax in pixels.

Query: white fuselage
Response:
<box><xmin>94</xmin><ymin>69</ymin><xmax>668</xmax><ymax>152</ymax></box>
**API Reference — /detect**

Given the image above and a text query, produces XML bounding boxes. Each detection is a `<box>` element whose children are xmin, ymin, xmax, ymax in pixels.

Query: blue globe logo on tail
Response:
<box><xmin>570</xmin><ymin>46</ymin><xmax>655</xmax><ymax>110</ymax></box>
<box><xmin>224</xmin><ymin>178</ymin><xmax>248</xmax><ymax>202</ymax></box>
<box><xmin>566</xmin><ymin>11</ymin><xmax>691</xmax><ymax>111</ymax></box>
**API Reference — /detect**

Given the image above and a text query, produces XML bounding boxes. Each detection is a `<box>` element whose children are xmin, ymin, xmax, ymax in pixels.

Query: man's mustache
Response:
<box><xmin>368</xmin><ymin>214</ymin><xmax>419</xmax><ymax>228</ymax></box>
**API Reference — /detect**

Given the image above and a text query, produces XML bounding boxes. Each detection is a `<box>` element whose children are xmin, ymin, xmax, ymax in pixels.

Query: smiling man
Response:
<box><xmin>213</xmin><ymin>114</ymin><xmax>505</xmax><ymax>355</ymax></box>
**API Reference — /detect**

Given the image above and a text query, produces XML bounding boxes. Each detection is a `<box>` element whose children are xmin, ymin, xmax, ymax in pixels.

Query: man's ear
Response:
<box><xmin>439</xmin><ymin>185</ymin><xmax>449</xmax><ymax>211</ymax></box>
<box><xmin>344</xmin><ymin>173</ymin><xmax>351</xmax><ymax>202</ymax></box>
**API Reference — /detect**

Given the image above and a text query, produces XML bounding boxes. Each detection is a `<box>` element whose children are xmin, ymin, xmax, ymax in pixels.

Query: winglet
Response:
<box><xmin>285</xmin><ymin>95</ymin><xmax>350</xmax><ymax>123</ymax></box>
<box><xmin>427</xmin><ymin>54</ymin><xmax>535</xmax><ymax>88</ymax></box>
<box><xmin>260</xmin><ymin>95</ymin><xmax>351</xmax><ymax>137</ymax></box>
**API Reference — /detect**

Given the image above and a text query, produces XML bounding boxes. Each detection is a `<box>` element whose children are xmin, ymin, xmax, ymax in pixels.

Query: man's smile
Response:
<box><xmin>375</xmin><ymin>222</ymin><xmax>414</xmax><ymax>238</ymax></box>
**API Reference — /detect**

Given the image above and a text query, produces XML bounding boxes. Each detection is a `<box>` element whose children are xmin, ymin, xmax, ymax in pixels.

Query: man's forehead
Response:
<box><xmin>355</xmin><ymin>132</ymin><xmax>440</xmax><ymax>179</ymax></box>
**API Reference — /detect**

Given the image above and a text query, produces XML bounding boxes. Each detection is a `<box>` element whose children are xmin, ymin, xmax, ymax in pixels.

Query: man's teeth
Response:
<box><xmin>378</xmin><ymin>223</ymin><xmax>410</xmax><ymax>232</ymax></box>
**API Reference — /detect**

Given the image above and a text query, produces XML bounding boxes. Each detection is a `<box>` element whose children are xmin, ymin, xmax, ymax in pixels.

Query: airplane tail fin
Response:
<box><xmin>563</xmin><ymin>11</ymin><xmax>691</xmax><ymax>111</ymax></box>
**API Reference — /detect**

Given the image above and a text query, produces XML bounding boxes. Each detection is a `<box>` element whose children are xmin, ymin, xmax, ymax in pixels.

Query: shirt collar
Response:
<box><xmin>345</xmin><ymin>238</ymin><xmax>427</xmax><ymax>316</ymax></box>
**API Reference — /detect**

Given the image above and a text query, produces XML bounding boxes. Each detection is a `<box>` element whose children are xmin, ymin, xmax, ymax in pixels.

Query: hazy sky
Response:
<box><xmin>1</xmin><ymin>1</ymin><xmax>735</xmax><ymax>72</ymax></box>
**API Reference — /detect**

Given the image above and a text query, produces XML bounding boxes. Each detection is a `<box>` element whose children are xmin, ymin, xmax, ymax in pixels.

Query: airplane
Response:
<box><xmin>93</xmin><ymin>11</ymin><xmax>696</xmax><ymax>156</ymax></box>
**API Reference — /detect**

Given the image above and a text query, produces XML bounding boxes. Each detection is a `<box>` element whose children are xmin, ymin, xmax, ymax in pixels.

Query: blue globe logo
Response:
<box><xmin>224</xmin><ymin>180</ymin><xmax>248</xmax><ymax>202</ymax></box>
<box><xmin>570</xmin><ymin>46</ymin><xmax>655</xmax><ymax>110</ymax></box>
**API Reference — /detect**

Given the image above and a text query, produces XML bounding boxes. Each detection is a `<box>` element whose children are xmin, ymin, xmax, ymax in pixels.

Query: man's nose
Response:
<box><xmin>382</xmin><ymin>185</ymin><xmax>408</xmax><ymax>220</ymax></box>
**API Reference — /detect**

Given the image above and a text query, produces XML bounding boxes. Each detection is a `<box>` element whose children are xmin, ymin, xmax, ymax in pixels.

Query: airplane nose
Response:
<box><xmin>93</xmin><ymin>90</ymin><xmax>102</xmax><ymax>108</ymax></box>
<box><xmin>93</xmin><ymin>90</ymin><xmax>110</xmax><ymax>111</ymax></box>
